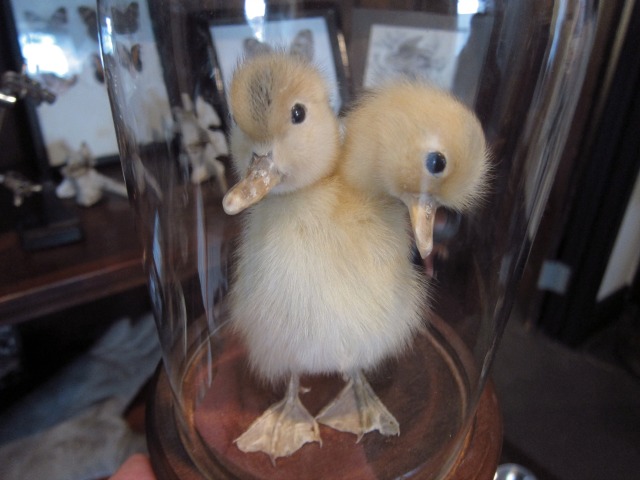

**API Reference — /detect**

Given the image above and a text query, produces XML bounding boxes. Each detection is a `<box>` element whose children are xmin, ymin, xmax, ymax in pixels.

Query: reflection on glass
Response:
<box><xmin>457</xmin><ymin>0</ymin><xmax>484</xmax><ymax>15</ymax></box>
<box><xmin>97</xmin><ymin>1</ymin><xmax>599</xmax><ymax>478</ymax></box>
<box><xmin>21</xmin><ymin>33</ymin><xmax>70</xmax><ymax>76</ymax></box>
<box><xmin>244</xmin><ymin>0</ymin><xmax>267</xmax><ymax>41</ymax></box>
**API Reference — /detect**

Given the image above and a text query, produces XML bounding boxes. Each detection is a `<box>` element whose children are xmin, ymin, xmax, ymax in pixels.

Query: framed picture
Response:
<box><xmin>5</xmin><ymin>0</ymin><xmax>170</xmax><ymax>167</ymax></box>
<box><xmin>205</xmin><ymin>8</ymin><xmax>349</xmax><ymax>117</ymax></box>
<box><xmin>350</xmin><ymin>8</ymin><xmax>493</xmax><ymax>108</ymax></box>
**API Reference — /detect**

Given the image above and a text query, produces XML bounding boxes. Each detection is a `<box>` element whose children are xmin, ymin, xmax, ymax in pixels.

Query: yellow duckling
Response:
<box><xmin>223</xmin><ymin>53</ymin><xmax>426</xmax><ymax>462</ymax></box>
<box><xmin>315</xmin><ymin>83</ymin><xmax>490</xmax><ymax>439</ymax></box>
<box><xmin>339</xmin><ymin>81</ymin><xmax>490</xmax><ymax>259</ymax></box>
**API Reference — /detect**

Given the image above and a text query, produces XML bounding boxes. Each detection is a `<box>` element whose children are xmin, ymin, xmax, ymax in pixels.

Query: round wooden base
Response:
<box><xmin>147</xmin><ymin>364</ymin><xmax>502</xmax><ymax>480</ymax></box>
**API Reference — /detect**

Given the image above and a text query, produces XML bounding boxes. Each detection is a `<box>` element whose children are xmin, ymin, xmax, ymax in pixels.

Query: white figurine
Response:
<box><xmin>56</xmin><ymin>143</ymin><xmax>127</xmax><ymax>207</ymax></box>
<box><xmin>173</xmin><ymin>93</ymin><xmax>228</xmax><ymax>191</ymax></box>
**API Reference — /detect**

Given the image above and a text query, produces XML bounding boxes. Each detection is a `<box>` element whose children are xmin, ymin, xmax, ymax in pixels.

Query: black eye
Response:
<box><xmin>291</xmin><ymin>103</ymin><xmax>306</xmax><ymax>124</ymax></box>
<box><xmin>425</xmin><ymin>151</ymin><xmax>447</xmax><ymax>176</ymax></box>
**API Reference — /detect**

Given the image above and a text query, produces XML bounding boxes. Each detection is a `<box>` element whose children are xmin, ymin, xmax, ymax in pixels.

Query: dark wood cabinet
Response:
<box><xmin>0</xmin><ymin>192</ymin><xmax>145</xmax><ymax>325</ymax></box>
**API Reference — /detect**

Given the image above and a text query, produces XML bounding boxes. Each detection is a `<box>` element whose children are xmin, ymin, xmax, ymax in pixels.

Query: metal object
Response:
<box><xmin>0</xmin><ymin>70</ymin><xmax>56</xmax><ymax>106</ymax></box>
<box><xmin>0</xmin><ymin>171</ymin><xmax>43</xmax><ymax>207</ymax></box>
<box><xmin>495</xmin><ymin>463</ymin><xmax>538</xmax><ymax>480</ymax></box>
<box><xmin>0</xmin><ymin>70</ymin><xmax>56</xmax><ymax>133</ymax></box>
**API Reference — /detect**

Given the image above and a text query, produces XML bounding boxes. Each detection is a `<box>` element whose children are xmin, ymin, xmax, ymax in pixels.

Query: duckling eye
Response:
<box><xmin>291</xmin><ymin>103</ymin><xmax>306</xmax><ymax>124</ymax></box>
<box><xmin>425</xmin><ymin>151</ymin><xmax>447</xmax><ymax>176</ymax></box>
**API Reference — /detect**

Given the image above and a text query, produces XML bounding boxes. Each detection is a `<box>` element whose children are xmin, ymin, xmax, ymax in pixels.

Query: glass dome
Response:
<box><xmin>98</xmin><ymin>1</ymin><xmax>598</xmax><ymax>478</ymax></box>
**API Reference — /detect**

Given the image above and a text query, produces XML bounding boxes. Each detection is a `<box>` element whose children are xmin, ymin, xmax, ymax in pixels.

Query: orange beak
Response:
<box><xmin>401</xmin><ymin>193</ymin><xmax>438</xmax><ymax>259</ymax></box>
<box><xmin>222</xmin><ymin>152</ymin><xmax>283</xmax><ymax>215</ymax></box>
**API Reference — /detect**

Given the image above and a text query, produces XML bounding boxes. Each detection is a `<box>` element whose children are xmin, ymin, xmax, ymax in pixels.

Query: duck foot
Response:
<box><xmin>316</xmin><ymin>370</ymin><xmax>400</xmax><ymax>440</ymax></box>
<box><xmin>235</xmin><ymin>375</ymin><xmax>321</xmax><ymax>464</ymax></box>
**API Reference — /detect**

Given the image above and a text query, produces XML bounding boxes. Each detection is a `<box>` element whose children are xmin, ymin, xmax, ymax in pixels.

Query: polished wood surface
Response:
<box><xmin>147</xmin><ymin>352</ymin><xmax>502</xmax><ymax>480</ymax></box>
<box><xmin>0</xmin><ymin>192</ymin><xmax>145</xmax><ymax>325</ymax></box>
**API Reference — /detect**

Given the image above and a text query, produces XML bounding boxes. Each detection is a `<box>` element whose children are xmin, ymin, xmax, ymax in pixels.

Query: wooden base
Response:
<box><xmin>147</xmin><ymin>361</ymin><xmax>502</xmax><ymax>480</ymax></box>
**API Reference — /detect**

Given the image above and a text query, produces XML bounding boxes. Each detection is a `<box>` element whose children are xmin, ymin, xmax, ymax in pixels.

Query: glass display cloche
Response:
<box><xmin>97</xmin><ymin>1</ymin><xmax>598</xmax><ymax>478</ymax></box>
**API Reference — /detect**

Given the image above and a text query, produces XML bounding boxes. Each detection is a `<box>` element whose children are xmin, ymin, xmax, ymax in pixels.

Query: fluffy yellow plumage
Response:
<box><xmin>341</xmin><ymin>82</ymin><xmax>489</xmax><ymax>211</ymax></box>
<box><xmin>222</xmin><ymin>53</ymin><xmax>489</xmax><ymax>463</ymax></box>
<box><xmin>340</xmin><ymin>82</ymin><xmax>490</xmax><ymax>257</ymax></box>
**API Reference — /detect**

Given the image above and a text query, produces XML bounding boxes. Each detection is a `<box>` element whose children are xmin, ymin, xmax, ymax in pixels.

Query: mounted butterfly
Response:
<box><xmin>23</xmin><ymin>6</ymin><xmax>68</xmax><ymax>31</ymax></box>
<box><xmin>116</xmin><ymin>42</ymin><xmax>142</xmax><ymax>74</ymax></box>
<box><xmin>19</xmin><ymin>6</ymin><xmax>78</xmax><ymax>96</ymax></box>
<box><xmin>77</xmin><ymin>3</ymin><xmax>141</xmax><ymax>83</ymax></box>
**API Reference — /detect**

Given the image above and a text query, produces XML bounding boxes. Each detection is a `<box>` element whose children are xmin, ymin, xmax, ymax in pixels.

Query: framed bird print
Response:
<box><xmin>5</xmin><ymin>0</ymin><xmax>170</xmax><ymax>167</ymax></box>
<box><xmin>350</xmin><ymin>8</ymin><xmax>493</xmax><ymax>108</ymax></box>
<box><xmin>205</xmin><ymin>8</ymin><xmax>349</xmax><ymax>116</ymax></box>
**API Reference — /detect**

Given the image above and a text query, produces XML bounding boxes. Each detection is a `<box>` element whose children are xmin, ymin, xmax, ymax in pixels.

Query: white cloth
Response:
<box><xmin>0</xmin><ymin>314</ymin><xmax>161</xmax><ymax>480</ymax></box>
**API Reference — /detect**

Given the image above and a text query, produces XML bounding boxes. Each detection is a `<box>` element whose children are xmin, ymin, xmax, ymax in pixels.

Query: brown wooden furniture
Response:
<box><xmin>0</xmin><ymin>193</ymin><xmax>145</xmax><ymax>325</ymax></box>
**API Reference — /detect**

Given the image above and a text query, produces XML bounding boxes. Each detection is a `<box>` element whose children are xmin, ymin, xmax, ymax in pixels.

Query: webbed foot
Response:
<box><xmin>235</xmin><ymin>375</ymin><xmax>321</xmax><ymax>464</ymax></box>
<box><xmin>316</xmin><ymin>370</ymin><xmax>399</xmax><ymax>440</ymax></box>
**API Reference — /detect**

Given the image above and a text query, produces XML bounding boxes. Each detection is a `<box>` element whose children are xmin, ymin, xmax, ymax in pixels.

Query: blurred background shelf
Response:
<box><xmin>0</xmin><ymin>189</ymin><xmax>145</xmax><ymax>326</ymax></box>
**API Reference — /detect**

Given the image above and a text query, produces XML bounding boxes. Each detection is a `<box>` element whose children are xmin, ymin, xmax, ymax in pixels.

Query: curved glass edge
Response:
<box><xmin>96</xmin><ymin>0</ymin><xmax>600</xmax><ymax>478</ymax></box>
<box><xmin>473</xmin><ymin>0</ymin><xmax>598</xmax><ymax>398</ymax></box>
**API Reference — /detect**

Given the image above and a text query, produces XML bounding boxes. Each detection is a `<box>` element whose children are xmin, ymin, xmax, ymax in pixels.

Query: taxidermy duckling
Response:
<box><xmin>315</xmin><ymin>83</ymin><xmax>490</xmax><ymax>438</ymax></box>
<box><xmin>223</xmin><ymin>53</ymin><xmax>426</xmax><ymax>462</ymax></box>
<box><xmin>339</xmin><ymin>81</ymin><xmax>490</xmax><ymax>259</ymax></box>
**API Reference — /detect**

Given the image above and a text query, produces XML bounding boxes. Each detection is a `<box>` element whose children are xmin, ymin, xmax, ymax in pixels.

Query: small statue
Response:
<box><xmin>173</xmin><ymin>94</ymin><xmax>228</xmax><ymax>191</ymax></box>
<box><xmin>0</xmin><ymin>171</ymin><xmax>42</xmax><ymax>207</ymax></box>
<box><xmin>56</xmin><ymin>142</ymin><xmax>127</xmax><ymax>207</ymax></box>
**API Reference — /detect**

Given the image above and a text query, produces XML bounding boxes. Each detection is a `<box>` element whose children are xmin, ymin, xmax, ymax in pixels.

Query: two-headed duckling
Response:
<box><xmin>223</xmin><ymin>56</ymin><xmax>490</xmax><ymax>464</ymax></box>
<box><xmin>223</xmin><ymin>54</ymin><xmax>426</xmax><ymax>462</ymax></box>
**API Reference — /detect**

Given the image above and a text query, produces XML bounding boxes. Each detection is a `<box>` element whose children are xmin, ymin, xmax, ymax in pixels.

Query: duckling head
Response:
<box><xmin>342</xmin><ymin>82</ymin><xmax>490</xmax><ymax>258</ymax></box>
<box><xmin>222</xmin><ymin>53</ymin><xmax>340</xmax><ymax>215</ymax></box>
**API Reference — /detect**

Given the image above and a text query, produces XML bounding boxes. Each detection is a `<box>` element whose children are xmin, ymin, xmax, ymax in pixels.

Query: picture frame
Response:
<box><xmin>204</xmin><ymin>7</ymin><xmax>350</xmax><ymax>119</ymax></box>
<box><xmin>349</xmin><ymin>8</ymin><xmax>493</xmax><ymax>109</ymax></box>
<box><xmin>5</xmin><ymin>0</ymin><xmax>170</xmax><ymax>167</ymax></box>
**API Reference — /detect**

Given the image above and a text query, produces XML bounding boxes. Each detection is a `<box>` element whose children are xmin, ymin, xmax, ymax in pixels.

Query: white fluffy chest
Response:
<box><xmin>228</xmin><ymin>184</ymin><xmax>426</xmax><ymax>381</ymax></box>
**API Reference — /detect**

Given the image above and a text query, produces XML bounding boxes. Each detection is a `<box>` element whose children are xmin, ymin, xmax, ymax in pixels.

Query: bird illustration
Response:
<box><xmin>222</xmin><ymin>53</ymin><xmax>489</xmax><ymax>464</ymax></box>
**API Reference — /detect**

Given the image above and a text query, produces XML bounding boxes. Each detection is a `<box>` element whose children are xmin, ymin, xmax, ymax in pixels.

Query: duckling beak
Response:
<box><xmin>223</xmin><ymin>153</ymin><xmax>283</xmax><ymax>215</ymax></box>
<box><xmin>401</xmin><ymin>194</ymin><xmax>438</xmax><ymax>259</ymax></box>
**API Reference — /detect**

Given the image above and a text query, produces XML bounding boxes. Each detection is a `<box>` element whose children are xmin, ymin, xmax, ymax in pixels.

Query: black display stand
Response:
<box><xmin>16</xmin><ymin>182</ymin><xmax>83</xmax><ymax>250</ymax></box>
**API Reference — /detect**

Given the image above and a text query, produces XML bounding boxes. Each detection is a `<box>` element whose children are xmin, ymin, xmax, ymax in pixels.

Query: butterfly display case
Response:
<box><xmin>6</xmin><ymin>1</ymin><xmax>117</xmax><ymax>167</ymax></box>
<box><xmin>97</xmin><ymin>1</ymin><xmax>599</xmax><ymax>479</ymax></box>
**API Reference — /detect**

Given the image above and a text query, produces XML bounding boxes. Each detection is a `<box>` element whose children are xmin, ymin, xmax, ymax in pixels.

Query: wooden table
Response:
<box><xmin>0</xmin><ymin>193</ymin><xmax>145</xmax><ymax>325</ymax></box>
